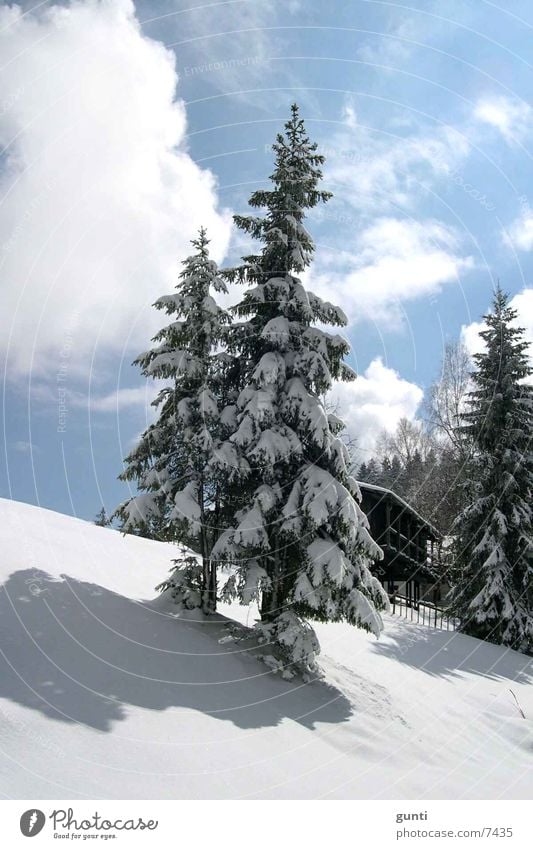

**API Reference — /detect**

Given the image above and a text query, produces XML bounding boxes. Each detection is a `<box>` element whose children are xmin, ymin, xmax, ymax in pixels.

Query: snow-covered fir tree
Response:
<box><xmin>450</xmin><ymin>287</ymin><xmax>533</xmax><ymax>652</ymax></box>
<box><xmin>94</xmin><ymin>506</ymin><xmax>111</xmax><ymax>527</ymax></box>
<box><xmin>117</xmin><ymin>229</ymin><xmax>233</xmax><ymax>613</ymax></box>
<box><xmin>213</xmin><ymin>104</ymin><xmax>388</xmax><ymax>677</ymax></box>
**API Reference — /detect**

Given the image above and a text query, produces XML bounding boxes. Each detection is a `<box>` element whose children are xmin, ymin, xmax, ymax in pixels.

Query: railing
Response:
<box><xmin>390</xmin><ymin>593</ymin><xmax>457</xmax><ymax>631</ymax></box>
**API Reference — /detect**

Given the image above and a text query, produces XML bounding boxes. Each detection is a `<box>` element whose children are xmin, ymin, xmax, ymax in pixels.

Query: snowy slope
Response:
<box><xmin>0</xmin><ymin>497</ymin><xmax>531</xmax><ymax>800</ymax></box>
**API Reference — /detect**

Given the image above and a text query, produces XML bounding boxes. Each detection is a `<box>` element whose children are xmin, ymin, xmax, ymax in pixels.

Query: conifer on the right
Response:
<box><xmin>450</xmin><ymin>287</ymin><xmax>533</xmax><ymax>652</ymax></box>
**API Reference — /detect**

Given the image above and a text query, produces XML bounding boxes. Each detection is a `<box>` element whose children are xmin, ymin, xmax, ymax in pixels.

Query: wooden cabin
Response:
<box><xmin>358</xmin><ymin>482</ymin><xmax>445</xmax><ymax>606</ymax></box>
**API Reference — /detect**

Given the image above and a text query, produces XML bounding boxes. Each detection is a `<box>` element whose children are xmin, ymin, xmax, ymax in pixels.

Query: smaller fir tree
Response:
<box><xmin>117</xmin><ymin>229</ymin><xmax>232</xmax><ymax>613</ymax></box>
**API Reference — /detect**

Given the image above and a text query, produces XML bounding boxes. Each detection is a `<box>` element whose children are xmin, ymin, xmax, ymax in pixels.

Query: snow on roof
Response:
<box><xmin>357</xmin><ymin>481</ymin><xmax>442</xmax><ymax>539</ymax></box>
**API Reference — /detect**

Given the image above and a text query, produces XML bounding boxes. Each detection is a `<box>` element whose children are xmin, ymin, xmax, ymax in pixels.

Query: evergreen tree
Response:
<box><xmin>94</xmin><ymin>506</ymin><xmax>110</xmax><ymax>527</ymax></box>
<box><xmin>402</xmin><ymin>449</ymin><xmax>425</xmax><ymax>506</ymax></box>
<box><xmin>358</xmin><ymin>461</ymin><xmax>369</xmax><ymax>481</ymax></box>
<box><xmin>450</xmin><ymin>288</ymin><xmax>533</xmax><ymax>652</ymax></box>
<box><xmin>117</xmin><ymin>229</ymin><xmax>233</xmax><ymax>613</ymax></box>
<box><xmin>363</xmin><ymin>457</ymin><xmax>381</xmax><ymax>485</ymax></box>
<box><xmin>390</xmin><ymin>454</ymin><xmax>403</xmax><ymax>491</ymax></box>
<box><xmin>380</xmin><ymin>457</ymin><xmax>393</xmax><ymax>488</ymax></box>
<box><xmin>433</xmin><ymin>445</ymin><xmax>465</xmax><ymax>537</ymax></box>
<box><xmin>213</xmin><ymin>105</ymin><xmax>388</xmax><ymax>677</ymax></box>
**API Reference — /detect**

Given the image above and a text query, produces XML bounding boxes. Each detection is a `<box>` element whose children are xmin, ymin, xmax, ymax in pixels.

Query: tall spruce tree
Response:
<box><xmin>117</xmin><ymin>229</ymin><xmax>233</xmax><ymax>613</ymax></box>
<box><xmin>450</xmin><ymin>288</ymin><xmax>533</xmax><ymax>652</ymax></box>
<box><xmin>213</xmin><ymin>105</ymin><xmax>388</xmax><ymax>677</ymax></box>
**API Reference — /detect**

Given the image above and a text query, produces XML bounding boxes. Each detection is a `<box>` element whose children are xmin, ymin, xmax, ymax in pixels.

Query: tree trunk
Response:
<box><xmin>261</xmin><ymin>538</ymin><xmax>281</xmax><ymax>621</ymax></box>
<box><xmin>199</xmin><ymin>480</ymin><xmax>212</xmax><ymax>614</ymax></box>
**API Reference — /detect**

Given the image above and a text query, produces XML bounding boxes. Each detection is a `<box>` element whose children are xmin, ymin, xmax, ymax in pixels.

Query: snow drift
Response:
<box><xmin>0</xmin><ymin>497</ymin><xmax>531</xmax><ymax>799</ymax></box>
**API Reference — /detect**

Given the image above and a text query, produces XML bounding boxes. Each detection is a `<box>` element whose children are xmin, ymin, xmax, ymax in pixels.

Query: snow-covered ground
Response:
<box><xmin>0</xmin><ymin>497</ymin><xmax>531</xmax><ymax>799</ymax></box>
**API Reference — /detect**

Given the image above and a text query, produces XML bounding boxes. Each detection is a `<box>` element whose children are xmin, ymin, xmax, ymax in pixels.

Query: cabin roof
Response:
<box><xmin>358</xmin><ymin>481</ymin><xmax>442</xmax><ymax>540</ymax></box>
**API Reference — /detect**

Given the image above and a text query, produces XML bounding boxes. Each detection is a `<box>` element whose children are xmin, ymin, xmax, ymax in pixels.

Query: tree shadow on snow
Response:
<box><xmin>0</xmin><ymin>569</ymin><xmax>353</xmax><ymax>733</ymax></box>
<box><xmin>373</xmin><ymin>616</ymin><xmax>532</xmax><ymax>684</ymax></box>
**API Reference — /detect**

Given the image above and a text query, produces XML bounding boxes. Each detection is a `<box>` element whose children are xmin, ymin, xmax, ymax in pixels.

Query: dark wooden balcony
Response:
<box><xmin>358</xmin><ymin>482</ymin><xmax>443</xmax><ymax>601</ymax></box>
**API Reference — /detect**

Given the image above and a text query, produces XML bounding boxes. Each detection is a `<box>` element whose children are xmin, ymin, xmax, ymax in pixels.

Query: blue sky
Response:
<box><xmin>1</xmin><ymin>0</ymin><xmax>532</xmax><ymax>520</ymax></box>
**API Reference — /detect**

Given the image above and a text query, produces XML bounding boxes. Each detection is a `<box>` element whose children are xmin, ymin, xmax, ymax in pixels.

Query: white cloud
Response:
<box><xmin>328</xmin><ymin>357</ymin><xmax>423</xmax><ymax>456</ymax></box>
<box><xmin>309</xmin><ymin>98</ymin><xmax>475</xmax><ymax>327</ymax></box>
<box><xmin>325</xmin><ymin>123</ymin><xmax>471</xmax><ymax>213</ymax></box>
<box><xmin>356</xmin><ymin>19</ymin><xmax>416</xmax><ymax>66</ymax></box>
<box><xmin>13</xmin><ymin>440</ymin><xmax>40</xmax><ymax>454</ymax></box>
<box><xmin>309</xmin><ymin>217</ymin><xmax>474</xmax><ymax>326</ymax></box>
<box><xmin>0</xmin><ymin>0</ymin><xmax>231</xmax><ymax>377</ymax></box>
<box><xmin>163</xmin><ymin>0</ymin><xmax>311</xmax><ymax>113</ymax></box>
<box><xmin>461</xmin><ymin>288</ymin><xmax>533</xmax><ymax>366</ymax></box>
<box><xmin>460</xmin><ymin>319</ymin><xmax>485</xmax><ymax>360</ymax></box>
<box><xmin>473</xmin><ymin>96</ymin><xmax>532</xmax><ymax>145</ymax></box>
<box><xmin>510</xmin><ymin>288</ymin><xmax>533</xmax><ymax>345</ymax></box>
<box><xmin>502</xmin><ymin>211</ymin><xmax>533</xmax><ymax>252</ymax></box>
<box><xmin>85</xmin><ymin>385</ymin><xmax>154</xmax><ymax>414</ymax></box>
<box><xmin>342</xmin><ymin>100</ymin><xmax>358</xmax><ymax>130</ymax></box>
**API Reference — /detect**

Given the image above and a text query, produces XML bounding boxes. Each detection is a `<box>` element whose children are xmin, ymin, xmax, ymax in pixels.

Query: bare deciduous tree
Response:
<box><xmin>376</xmin><ymin>417</ymin><xmax>436</xmax><ymax>465</ymax></box>
<box><xmin>424</xmin><ymin>339</ymin><xmax>471</xmax><ymax>457</ymax></box>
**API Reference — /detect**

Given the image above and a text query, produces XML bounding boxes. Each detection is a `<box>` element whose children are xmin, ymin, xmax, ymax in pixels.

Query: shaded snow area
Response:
<box><xmin>0</xmin><ymin>498</ymin><xmax>531</xmax><ymax>799</ymax></box>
